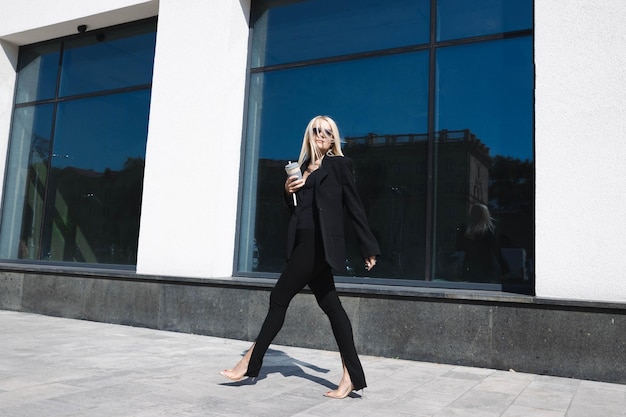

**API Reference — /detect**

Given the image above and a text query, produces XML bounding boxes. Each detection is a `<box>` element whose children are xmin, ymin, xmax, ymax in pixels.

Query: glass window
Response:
<box><xmin>251</xmin><ymin>0</ymin><xmax>430</xmax><ymax>67</ymax></box>
<box><xmin>37</xmin><ymin>91</ymin><xmax>150</xmax><ymax>263</ymax></box>
<box><xmin>239</xmin><ymin>52</ymin><xmax>429</xmax><ymax>275</ymax></box>
<box><xmin>240</xmin><ymin>0</ymin><xmax>533</xmax><ymax>291</ymax></box>
<box><xmin>15</xmin><ymin>43</ymin><xmax>60</xmax><ymax>104</ymax></box>
<box><xmin>0</xmin><ymin>19</ymin><xmax>156</xmax><ymax>266</ymax></box>
<box><xmin>60</xmin><ymin>24</ymin><xmax>157</xmax><ymax>97</ymax></box>
<box><xmin>0</xmin><ymin>104</ymin><xmax>54</xmax><ymax>260</ymax></box>
<box><xmin>433</xmin><ymin>38</ymin><xmax>534</xmax><ymax>286</ymax></box>
<box><xmin>435</xmin><ymin>38</ymin><xmax>533</xmax><ymax>160</ymax></box>
<box><xmin>437</xmin><ymin>0</ymin><xmax>533</xmax><ymax>41</ymax></box>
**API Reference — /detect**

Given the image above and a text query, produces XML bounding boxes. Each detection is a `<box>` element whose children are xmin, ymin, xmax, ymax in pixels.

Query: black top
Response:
<box><xmin>295</xmin><ymin>169</ymin><xmax>317</xmax><ymax>230</ymax></box>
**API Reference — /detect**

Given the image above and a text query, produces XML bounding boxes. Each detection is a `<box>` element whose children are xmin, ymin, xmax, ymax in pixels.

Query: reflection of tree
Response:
<box><xmin>488</xmin><ymin>156</ymin><xmax>534</xmax><ymax>212</ymax></box>
<box><xmin>32</xmin><ymin>133</ymin><xmax>51</xmax><ymax>161</ymax></box>
<box><xmin>23</xmin><ymin>157</ymin><xmax>145</xmax><ymax>265</ymax></box>
<box><xmin>21</xmin><ymin>133</ymin><xmax>51</xmax><ymax>259</ymax></box>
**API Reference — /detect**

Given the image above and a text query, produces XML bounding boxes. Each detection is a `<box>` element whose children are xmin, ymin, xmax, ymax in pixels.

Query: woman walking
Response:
<box><xmin>220</xmin><ymin>115</ymin><xmax>380</xmax><ymax>399</ymax></box>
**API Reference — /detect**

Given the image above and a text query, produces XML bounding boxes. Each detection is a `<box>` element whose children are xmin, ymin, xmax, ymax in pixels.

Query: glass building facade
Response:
<box><xmin>1</xmin><ymin>1</ymin><xmax>534</xmax><ymax>292</ymax></box>
<box><xmin>238</xmin><ymin>0</ymin><xmax>534</xmax><ymax>291</ymax></box>
<box><xmin>0</xmin><ymin>19</ymin><xmax>157</xmax><ymax>266</ymax></box>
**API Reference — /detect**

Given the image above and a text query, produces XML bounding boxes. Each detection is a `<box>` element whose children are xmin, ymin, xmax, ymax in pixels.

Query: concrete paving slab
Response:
<box><xmin>0</xmin><ymin>310</ymin><xmax>625</xmax><ymax>417</ymax></box>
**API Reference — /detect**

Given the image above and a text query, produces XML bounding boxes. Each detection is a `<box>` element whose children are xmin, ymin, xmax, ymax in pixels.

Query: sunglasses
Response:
<box><xmin>312</xmin><ymin>127</ymin><xmax>334</xmax><ymax>138</ymax></box>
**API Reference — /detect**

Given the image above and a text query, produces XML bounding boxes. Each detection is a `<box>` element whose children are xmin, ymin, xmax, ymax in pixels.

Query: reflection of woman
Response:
<box><xmin>456</xmin><ymin>204</ymin><xmax>509</xmax><ymax>282</ymax></box>
<box><xmin>220</xmin><ymin>115</ymin><xmax>380</xmax><ymax>399</ymax></box>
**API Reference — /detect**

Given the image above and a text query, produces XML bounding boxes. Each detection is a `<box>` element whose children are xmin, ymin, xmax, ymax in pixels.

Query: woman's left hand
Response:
<box><xmin>364</xmin><ymin>256</ymin><xmax>377</xmax><ymax>271</ymax></box>
<box><xmin>285</xmin><ymin>176</ymin><xmax>305</xmax><ymax>194</ymax></box>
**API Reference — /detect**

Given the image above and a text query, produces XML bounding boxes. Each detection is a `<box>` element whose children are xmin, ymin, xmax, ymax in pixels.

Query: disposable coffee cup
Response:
<box><xmin>284</xmin><ymin>161</ymin><xmax>302</xmax><ymax>179</ymax></box>
<box><xmin>285</xmin><ymin>161</ymin><xmax>300</xmax><ymax>206</ymax></box>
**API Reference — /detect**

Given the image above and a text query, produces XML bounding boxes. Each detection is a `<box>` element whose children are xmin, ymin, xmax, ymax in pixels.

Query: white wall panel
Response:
<box><xmin>136</xmin><ymin>0</ymin><xmax>250</xmax><ymax>278</ymax></box>
<box><xmin>535</xmin><ymin>1</ymin><xmax>626</xmax><ymax>302</ymax></box>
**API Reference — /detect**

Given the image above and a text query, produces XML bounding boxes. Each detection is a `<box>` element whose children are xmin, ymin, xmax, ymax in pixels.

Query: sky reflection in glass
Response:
<box><xmin>252</xmin><ymin>0</ymin><xmax>430</xmax><ymax>67</ymax></box>
<box><xmin>60</xmin><ymin>27</ymin><xmax>156</xmax><ymax>97</ymax></box>
<box><xmin>52</xmin><ymin>91</ymin><xmax>151</xmax><ymax>172</ymax></box>
<box><xmin>254</xmin><ymin>52</ymin><xmax>429</xmax><ymax>161</ymax></box>
<box><xmin>436</xmin><ymin>37</ymin><xmax>534</xmax><ymax>160</ymax></box>
<box><xmin>437</xmin><ymin>0</ymin><xmax>532</xmax><ymax>41</ymax></box>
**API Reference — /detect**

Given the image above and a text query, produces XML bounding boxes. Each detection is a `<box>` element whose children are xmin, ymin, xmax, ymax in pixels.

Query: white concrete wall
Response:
<box><xmin>535</xmin><ymin>1</ymin><xmax>626</xmax><ymax>303</ymax></box>
<box><xmin>135</xmin><ymin>0</ymin><xmax>250</xmax><ymax>278</ymax></box>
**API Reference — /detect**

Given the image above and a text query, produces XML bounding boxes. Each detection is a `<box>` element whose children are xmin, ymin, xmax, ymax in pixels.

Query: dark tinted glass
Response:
<box><xmin>52</xmin><ymin>91</ymin><xmax>149</xmax><ymax>171</ymax></box>
<box><xmin>1</xmin><ymin>19</ymin><xmax>155</xmax><ymax>267</ymax></box>
<box><xmin>15</xmin><ymin>43</ymin><xmax>60</xmax><ymax>103</ymax></box>
<box><xmin>240</xmin><ymin>52</ymin><xmax>429</xmax><ymax>276</ymax></box>
<box><xmin>251</xmin><ymin>0</ymin><xmax>430</xmax><ymax>67</ymax></box>
<box><xmin>435</xmin><ymin>38</ymin><xmax>533</xmax><ymax>160</ymax></box>
<box><xmin>240</xmin><ymin>0</ymin><xmax>534</xmax><ymax>291</ymax></box>
<box><xmin>437</xmin><ymin>0</ymin><xmax>532</xmax><ymax>41</ymax></box>
<box><xmin>433</xmin><ymin>37</ymin><xmax>534</xmax><ymax>286</ymax></box>
<box><xmin>37</xmin><ymin>90</ymin><xmax>150</xmax><ymax>264</ymax></box>
<box><xmin>255</xmin><ymin>52</ymin><xmax>429</xmax><ymax>160</ymax></box>
<box><xmin>59</xmin><ymin>21</ymin><xmax>156</xmax><ymax>97</ymax></box>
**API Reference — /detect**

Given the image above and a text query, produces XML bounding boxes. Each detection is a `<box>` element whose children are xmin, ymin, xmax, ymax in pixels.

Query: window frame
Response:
<box><xmin>0</xmin><ymin>17</ymin><xmax>157</xmax><ymax>269</ymax></box>
<box><xmin>236</xmin><ymin>0</ymin><xmax>534</xmax><ymax>293</ymax></box>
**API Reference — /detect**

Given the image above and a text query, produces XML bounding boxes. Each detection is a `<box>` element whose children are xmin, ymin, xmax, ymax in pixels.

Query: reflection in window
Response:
<box><xmin>15</xmin><ymin>43</ymin><xmax>60</xmax><ymax>104</ymax></box>
<box><xmin>239</xmin><ymin>52</ymin><xmax>429</xmax><ymax>276</ymax></box>
<box><xmin>437</xmin><ymin>0</ymin><xmax>533</xmax><ymax>41</ymax></box>
<box><xmin>60</xmin><ymin>24</ymin><xmax>156</xmax><ymax>97</ymax></box>
<box><xmin>252</xmin><ymin>0</ymin><xmax>430</xmax><ymax>67</ymax></box>
<box><xmin>434</xmin><ymin>38</ymin><xmax>534</xmax><ymax>287</ymax></box>
<box><xmin>0</xmin><ymin>104</ymin><xmax>54</xmax><ymax>260</ymax></box>
<box><xmin>240</xmin><ymin>0</ymin><xmax>533</xmax><ymax>290</ymax></box>
<box><xmin>0</xmin><ymin>19</ymin><xmax>156</xmax><ymax>266</ymax></box>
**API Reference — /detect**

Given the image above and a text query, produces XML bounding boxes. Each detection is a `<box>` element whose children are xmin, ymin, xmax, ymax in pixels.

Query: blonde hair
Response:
<box><xmin>297</xmin><ymin>115</ymin><xmax>344</xmax><ymax>167</ymax></box>
<box><xmin>465</xmin><ymin>204</ymin><xmax>495</xmax><ymax>239</ymax></box>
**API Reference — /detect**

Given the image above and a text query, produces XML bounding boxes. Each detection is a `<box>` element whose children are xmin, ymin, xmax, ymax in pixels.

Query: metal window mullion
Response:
<box><xmin>424</xmin><ymin>0</ymin><xmax>438</xmax><ymax>281</ymax></box>
<box><xmin>35</xmin><ymin>39</ymin><xmax>65</xmax><ymax>261</ymax></box>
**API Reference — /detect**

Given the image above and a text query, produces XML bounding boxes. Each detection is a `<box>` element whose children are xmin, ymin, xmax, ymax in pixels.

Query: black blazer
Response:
<box><xmin>284</xmin><ymin>156</ymin><xmax>380</xmax><ymax>272</ymax></box>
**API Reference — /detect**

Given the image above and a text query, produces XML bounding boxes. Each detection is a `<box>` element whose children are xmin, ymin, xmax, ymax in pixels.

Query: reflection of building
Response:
<box><xmin>255</xmin><ymin>130</ymin><xmax>497</xmax><ymax>280</ymax></box>
<box><xmin>254</xmin><ymin>129</ymin><xmax>493</xmax><ymax>278</ymax></box>
<box><xmin>342</xmin><ymin>129</ymin><xmax>492</xmax><ymax>279</ymax></box>
<box><xmin>433</xmin><ymin>130</ymin><xmax>493</xmax><ymax>280</ymax></box>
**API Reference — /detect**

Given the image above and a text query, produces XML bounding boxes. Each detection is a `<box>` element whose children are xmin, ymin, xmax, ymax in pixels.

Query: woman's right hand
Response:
<box><xmin>285</xmin><ymin>176</ymin><xmax>304</xmax><ymax>194</ymax></box>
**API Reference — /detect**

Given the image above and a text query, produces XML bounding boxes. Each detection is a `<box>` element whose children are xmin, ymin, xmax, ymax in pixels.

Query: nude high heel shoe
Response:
<box><xmin>323</xmin><ymin>384</ymin><xmax>355</xmax><ymax>399</ymax></box>
<box><xmin>219</xmin><ymin>369</ymin><xmax>245</xmax><ymax>382</ymax></box>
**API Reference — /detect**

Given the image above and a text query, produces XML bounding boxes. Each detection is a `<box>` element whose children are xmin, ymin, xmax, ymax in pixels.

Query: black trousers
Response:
<box><xmin>245</xmin><ymin>228</ymin><xmax>366</xmax><ymax>390</ymax></box>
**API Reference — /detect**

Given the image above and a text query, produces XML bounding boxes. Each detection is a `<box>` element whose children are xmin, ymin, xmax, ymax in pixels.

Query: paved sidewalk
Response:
<box><xmin>0</xmin><ymin>310</ymin><xmax>624</xmax><ymax>417</ymax></box>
